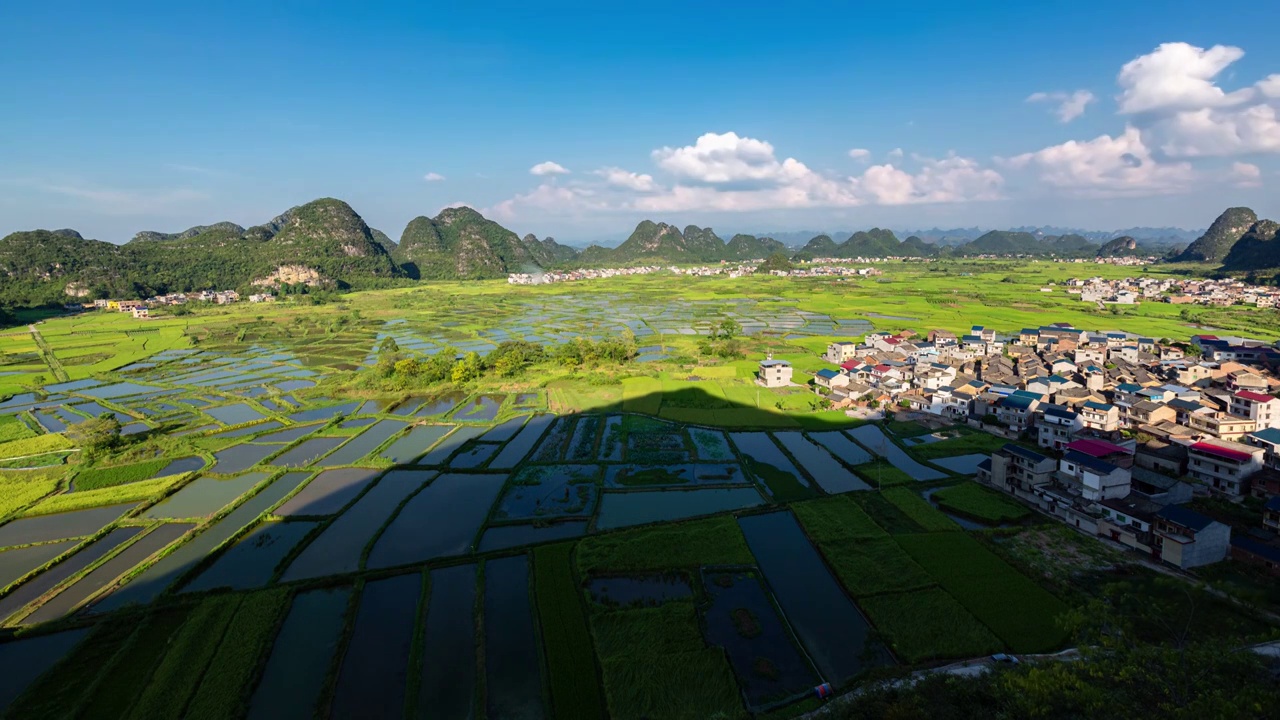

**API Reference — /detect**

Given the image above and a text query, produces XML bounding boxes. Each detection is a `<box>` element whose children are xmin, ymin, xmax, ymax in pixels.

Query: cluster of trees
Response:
<box><xmin>64</xmin><ymin>414</ymin><xmax>122</xmax><ymax>460</ymax></box>
<box><xmin>373</xmin><ymin>334</ymin><xmax>638</xmax><ymax>386</ymax></box>
<box><xmin>696</xmin><ymin>319</ymin><xmax>745</xmax><ymax>359</ymax></box>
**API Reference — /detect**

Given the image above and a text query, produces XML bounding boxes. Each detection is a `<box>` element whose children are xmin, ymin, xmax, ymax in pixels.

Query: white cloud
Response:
<box><xmin>1261</xmin><ymin>74</ymin><xmax>1280</xmax><ymax>99</ymax></box>
<box><xmin>594</xmin><ymin>167</ymin><xmax>659</xmax><ymax>192</ymax></box>
<box><xmin>651</xmin><ymin>132</ymin><xmax>806</xmax><ymax>187</ymax></box>
<box><xmin>854</xmin><ymin>155</ymin><xmax>1004</xmax><ymax>205</ymax></box>
<box><xmin>1027</xmin><ymin>90</ymin><xmax>1096</xmax><ymax>122</ymax></box>
<box><xmin>489</xmin><ymin>132</ymin><xmax>1003</xmax><ymax>220</ymax></box>
<box><xmin>847</xmin><ymin>148</ymin><xmax>871</xmax><ymax>161</ymax></box>
<box><xmin>529</xmin><ymin>161</ymin><xmax>570</xmax><ymax>176</ymax></box>
<box><xmin>887</xmin><ymin>148</ymin><xmax>904</xmax><ymax>159</ymax></box>
<box><xmin>1154</xmin><ymin>104</ymin><xmax>1280</xmax><ymax>157</ymax></box>
<box><xmin>1117</xmin><ymin>42</ymin><xmax>1255</xmax><ymax>114</ymax></box>
<box><xmin>1004</xmin><ymin>125</ymin><xmax>1195</xmax><ymax>196</ymax></box>
<box><xmin>422</xmin><ymin>172</ymin><xmax>446</xmax><ymax>182</ymax></box>
<box><xmin>1231</xmin><ymin>161</ymin><xmax>1262</xmax><ymax>187</ymax></box>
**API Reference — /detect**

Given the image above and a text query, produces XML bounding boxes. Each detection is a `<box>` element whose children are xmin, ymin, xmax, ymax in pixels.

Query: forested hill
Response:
<box><xmin>0</xmin><ymin>198</ymin><xmax>401</xmax><ymax>306</ymax></box>
<box><xmin>5</xmin><ymin>201</ymin><xmax>1277</xmax><ymax>307</ymax></box>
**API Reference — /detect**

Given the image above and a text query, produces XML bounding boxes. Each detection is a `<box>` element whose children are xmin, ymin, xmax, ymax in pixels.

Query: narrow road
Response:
<box><xmin>29</xmin><ymin>324</ymin><xmax>69</xmax><ymax>383</ymax></box>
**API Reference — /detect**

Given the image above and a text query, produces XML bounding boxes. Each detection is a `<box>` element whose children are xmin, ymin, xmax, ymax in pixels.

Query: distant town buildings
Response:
<box><xmin>75</xmin><ymin>289</ymin><xmax>263</xmax><ymax>316</ymax></box>
<box><xmin>1069</xmin><ymin>275</ymin><xmax>1280</xmax><ymax>309</ymax></box>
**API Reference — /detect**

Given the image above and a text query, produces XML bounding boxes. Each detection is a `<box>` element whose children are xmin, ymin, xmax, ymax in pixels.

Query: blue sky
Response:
<box><xmin>3</xmin><ymin>0</ymin><xmax>1279</xmax><ymax>245</ymax></box>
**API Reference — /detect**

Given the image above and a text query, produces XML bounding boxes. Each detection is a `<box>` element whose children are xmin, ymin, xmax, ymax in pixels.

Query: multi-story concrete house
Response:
<box><xmin>1187</xmin><ymin>440</ymin><xmax>1264</xmax><ymax>497</ymax></box>
<box><xmin>1036</xmin><ymin>404</ymin><xmax>1083</xmax><ymax>450</ymax></box>
<box><xmin>825</xmin><ymin>341</ymin><xmax>860</xmax><ymax>365</ymax></box>
<box><xmin>1057</xmin><ymin>449</ymin><xmax>1131</xmax><ymax>500</ymax></box>
<box><xmin>979</xmin><ymin>444</ymin><xmax>1057</xmax><ymax>500</ymax></box>
<box><xmin>1079</xmin><ymin>401</ymin><xmax>1120</xmax><ymax>432</ymax></box>
<box><xmin>1186</xmin><ymin>411</ymin><xmax>1255</xmax><ymax>441</ymax></box>
<box><xmin>757</xmin><ymin>359</ymin><xmax>793</xmax><ymax>388</ymax></box>
<box><xmin>1230</xmin><ymin>390</ymin><xmax>1280</xmax><ymax>430</ymax></box>
<box><xmin>1152</xmin><ymin>505</ymin><xmax>1231</xmax><ymax>569</ymax></box>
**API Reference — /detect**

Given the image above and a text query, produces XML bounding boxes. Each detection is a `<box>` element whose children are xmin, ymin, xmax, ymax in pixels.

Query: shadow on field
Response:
<box><xmin>546</xmin><ymin>384</ymin><xmax>865</xmax><ymax>432</ymax></box>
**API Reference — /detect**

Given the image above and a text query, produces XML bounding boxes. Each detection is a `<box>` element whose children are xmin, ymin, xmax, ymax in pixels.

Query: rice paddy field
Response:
<box><xmin>0</xmin><ymin>262</ymin><xmax>1275</xmax><ymax>718</ymax></box>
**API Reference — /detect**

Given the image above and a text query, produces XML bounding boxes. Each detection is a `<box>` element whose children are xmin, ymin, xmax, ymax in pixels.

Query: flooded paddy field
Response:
<box><xmin>0</xmin><ymin>282</ymin><xmax>1138</xmax><ymax>715</ymax></box>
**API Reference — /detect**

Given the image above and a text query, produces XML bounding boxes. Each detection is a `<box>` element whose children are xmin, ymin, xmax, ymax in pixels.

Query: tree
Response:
<box><xmin>716</xmin><ymin>318</ymin><xmax>741</xmax><ymax>341</ymax></box>
<box><xmin>66</xmin><ymin>414</ymin><xmax>121</xmax><ymax>459</ymax></box>
<box><xmin>451</xmin><ymin>351</ymin><xmax>484</xmax><ymax>383</ymax></box>
<box><xmin>379</xmin><ymin>336</ymin><xmax>400</xmax><ymax>355</ymax></box>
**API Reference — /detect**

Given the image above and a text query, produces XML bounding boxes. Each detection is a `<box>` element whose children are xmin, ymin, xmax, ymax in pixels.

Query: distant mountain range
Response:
<box><xmin>754</xmin><ymin>225</ymin><xmax>1201</xmax><ymax>249</ymax></box>
<box><xmin>0</xmin><ymin>199</ymin><xmax>1265</xmax><ymax>307</ymax></box>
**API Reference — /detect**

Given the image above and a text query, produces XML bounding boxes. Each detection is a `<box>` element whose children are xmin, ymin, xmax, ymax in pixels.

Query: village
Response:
<box><xmin>1068</xmin><ymin>275</ymin><xmax>1280</xmax><ymax>308</ymax></box>
<box><xmin>66</xmin><ymin>290</ymin><xmax>274</xmax><ymax>318</ymax></box>
<box><xmin>756</xmin><ymin>323</ymin><xmax>1280</xmax><ymax>575</ymax></box>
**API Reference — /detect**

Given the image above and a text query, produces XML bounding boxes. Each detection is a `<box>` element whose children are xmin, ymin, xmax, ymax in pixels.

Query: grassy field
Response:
<box><xmin>533</xmin><ymin>543</ymin><xmax>607</xmax><ymax>720</ymax></box>
<box><xmin>906</xmin><ymin>431</ymin><xmax>1011</xmax><ymax>461</ymax></box>
<box><xmin>589</xmin><ymin>600</ymin><xmax>743</xmax><ymax>720</ymax></box>
<box><xmin>128</xmin><ymin>594</ymin><xmax>243</xmax><ymax>719</ymax></box>
<box><xmin>896</xmin><ymin>532</ymin><xmax>1072</xmax><ymax>653</ymax></box>
<box><xmin>73</xmin><ymin>459</ymin><xmax>171</xmax><ymax>491</ymax></box>
<box><xmin>792</xmin><ymin>496</ymin><xmax>888</xmax><ymax>542</ymax></box>
<box><xmin>882</xmin><ymin>487</ymin><xmax>959</xmax><ymax>532</ymax></box>
<box><xmin>853</xmin><ymin>459</ymin><xmax>919</xmax><ymax>488</ymax></box>
<box><xmin>0</xmin><ymin>433</ymin><xmax>73</xmax><ymax>460</ymax></box>
<box><xmin>0</xmin><ymin>467</ymin><xmax>64</xmax><ymax>520</ymax></box>
<box><xmin>0</xmin><ymin>414</ymin><xmax>36</xmax><ymax>443</ymax></box>
<box><xmin>185</xmin><ymin>588</ymin><xmax>291</xmax><ymax>720</ymax></box>
<box><xmin>933</xmin><ymin>482</ymin><xmax>1032</xmax><ymax>523</ymax></box>
<box><xmin>859</xmin><ymin>588</ymin><xmax>1004</xmax><ymax>663</ymax></box>
<box><xmin>22</xmin><ymin>474</ymin><xmax>187</xmax><ymax>516</ymax></box>
<box><xmin>576</xmin><ymin>516</ymin><xmax>754</xmax><ymax>575</ymax></box>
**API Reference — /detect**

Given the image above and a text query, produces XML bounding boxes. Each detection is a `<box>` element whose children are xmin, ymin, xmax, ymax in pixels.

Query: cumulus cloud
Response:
<box><xmin>651</xmin><ymin>132</ymin><xmax>807</xmax><ymax>187</ymax></box>
<box><xmin>1004</xmin><ymin>126</ymin><xmax>1195</xmax><ymax>196</ymax></box>
<box><xmin>1109</xmin><ymin>42</ymin><xmax>1280</xmax><ymax>157</ymax></box>
<box><xmin>529</xmin><ymin>161</ymin><xmax>570</xmax><ymax>176</ymax></box>
<box><xmin>594</xmin><ymin>167</ymin><xmax>659</xmax><ymax>192</ymax></box>
<box><xmin>1117</xmin><ymin>42</ymin><xmax>1254</xmax><ymax>114</ymax></box>
<box><xmin>422</xmin><ymin>172</ymin><xmax>445</xmax><ymax>181</ymax></box>
<box><xmin>855</xmin><ymin>155</ymin><xmax>1005</xmax><ymax>205</ymax></box>
<box><xmin>1231</xmin><ymin>161</ymin><xmax>1262</xmax><ymax>187</ymax></box>
<box><xmin>887</xmin><ymin>148</ymin><xmax>904</xmax><ymax>159</ymax></box>
<box><xmin>1027</xmin><ymin>90</ymin><xmax>1096</xmax><ymax>122</ymax></box>
<box><xmin>847</xmin><ymin>148</ymin><xmax>871</xmax><ymax>161</ymax></box>
<box><xmin>487</xmin><ymin>131</ymin><xmax>1004</xmax><ymax>219</ymax></box>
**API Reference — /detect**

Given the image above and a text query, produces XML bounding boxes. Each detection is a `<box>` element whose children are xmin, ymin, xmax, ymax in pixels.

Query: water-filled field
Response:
<box><xmin>0</xmin><ymin>271</ymin><xmax>1234</xmax><ymax>716</ymax></box>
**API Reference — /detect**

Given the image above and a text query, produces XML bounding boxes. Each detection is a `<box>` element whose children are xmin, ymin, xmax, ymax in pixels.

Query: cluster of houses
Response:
<box><xmin>1069</xmin><ymin>275</ymin><xmax>1280</xmax><ymax>308</ymax></box>
<box><xmin>766</xmin><ymin>265</ymin><xmax>884</xmax><ymax>278</ymax></box>
<box><xmin>506</xmin><ymin>266</ymin><xmax>662</xmax><ymax>285</ymax></box>
<box><xmin>765</xmin><ymin>322</ymin><xmax>1280</xmax><ymax>573</ymax></box>
<box><xmin>1057</xmin><ymin>256</ymin><xmax>1155</xmax><ymax>266</ymax></box>
<box><xmin>73</xmin><ymin>290</ymin><xmax>274</xmax><ymax>318</ymax></box>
